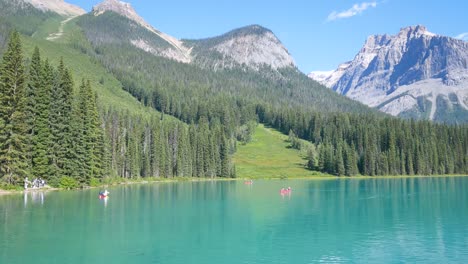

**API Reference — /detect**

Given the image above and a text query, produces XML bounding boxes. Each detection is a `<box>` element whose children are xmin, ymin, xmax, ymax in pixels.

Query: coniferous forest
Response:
<box><xmin>259</xmin><ymin>109</ymin><xmax>467</xmax><ymax>176</ymax></box>
<box><xmin>0</xmin><ymin>32</ymin><xmax>234</xmax><ymax>188</ymax></box>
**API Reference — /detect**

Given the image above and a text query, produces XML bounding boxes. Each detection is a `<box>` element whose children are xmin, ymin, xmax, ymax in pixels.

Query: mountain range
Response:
<box><xmin>309</xmin><ymin>25</ymin><xmax>468</xmax><ymax>123</ymax></box>
<box><xmin>12</xmin><ymin>0</ymin><xmax>467</xmax><ymax>124</ymax></box>
<box><xmin>73</xmin><ymin>0</ymin><xmax>295</xmax><ymax>71</ymax></box>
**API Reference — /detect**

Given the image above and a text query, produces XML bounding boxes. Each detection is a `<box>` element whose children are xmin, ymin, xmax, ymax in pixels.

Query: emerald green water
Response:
<box><xmin>1</xmin><ymin>177</ymin><xmax>468</xmax><ymax>263</ymax></box>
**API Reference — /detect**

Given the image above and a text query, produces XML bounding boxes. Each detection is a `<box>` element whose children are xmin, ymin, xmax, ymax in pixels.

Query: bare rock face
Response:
<box><xmin>93</xmin><ymin>0</ymin><xmax>192</xmax><ymax>63</ymax></box>
<box><xmin>309</xmin><ymin>25</ymin><xmax>468</xmax><ymax>123</ymax></box>
<box><xmin>24</xmin><ymin>0</ymin><xmax>85</xmax><ymax>17</ymax></box>
<box><xmin>93</xmin><ymin>0</ymin><xmax>147</xmax><ymax>29</ymax></box>
<box><xmin>212</xmin><ymin>25</ymin><xmax>296</xmax><ymax>70</ymax></box>
<box><xmin>187</xmin><ymin>25</ymin><xmax>296</xmax><ymax>71</ymax></box>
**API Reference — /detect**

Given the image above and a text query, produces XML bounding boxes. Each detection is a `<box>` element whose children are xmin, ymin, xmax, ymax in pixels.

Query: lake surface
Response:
<box><xmin>1</xmin><ymin>177</ymin><xmax>468</xmax><ymax>263</ymax></box>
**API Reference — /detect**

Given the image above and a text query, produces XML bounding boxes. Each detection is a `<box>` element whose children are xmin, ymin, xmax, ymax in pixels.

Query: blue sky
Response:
<box><xmin>68</xmin><ymin>0</ymin><xmax>467</xmax><ymax>73</ymax></box>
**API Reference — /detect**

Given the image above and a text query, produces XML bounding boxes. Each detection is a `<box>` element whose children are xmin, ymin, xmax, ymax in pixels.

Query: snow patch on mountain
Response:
<box><xmin>308</xmin><ymin>70</ymin><xmax>334</xmax><ymax>84</ymax></box>
<box><xmin>309</xmin><ymin>62</ymin><xmax>351</xmax><ymax>88</ymax></box>
<box><xmin>24</xmin><ymin>0</ymin><xmax>85</xmax><ymax>17</ymax></box>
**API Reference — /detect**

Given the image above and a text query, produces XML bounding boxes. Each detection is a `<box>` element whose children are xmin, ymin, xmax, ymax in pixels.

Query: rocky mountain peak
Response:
<box><xmin>309</xmin><ymin>25</ymin><xmax>468</xmax><ymax>123</ymax></box>
<box><xmin>227</xmin><ymin>24</ymin><xmax>273</xmax><ymax>38</ymax></box>
<box><xmin>363</xmin><ymin>34</ymin><xmax>390</xmax><ymax>49</ymax></box>
<box><xmin>398</xmin><ymin>25</ymin><xmax>435</xmax><ymax>38</ymax></box>
<box><xmin>93</xmin><ymin>0</ymin><xmax>142</xmax><ymax>23</ymax></box>
<box><xmin>24</xmin><ymin>0</ymin><xmax>85</xmax><ymax>17</ymax></box>
<box><xmin>192</xmin><ymin>24</ymin><xmax>296</xmax><ymax>70</ymax></box>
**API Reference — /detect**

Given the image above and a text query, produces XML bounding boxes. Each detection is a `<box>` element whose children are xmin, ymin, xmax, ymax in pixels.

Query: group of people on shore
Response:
<box><xmin>24</xmin><ymin>177</ymin><xmax>46</xmax><ymax>190</ymax></box>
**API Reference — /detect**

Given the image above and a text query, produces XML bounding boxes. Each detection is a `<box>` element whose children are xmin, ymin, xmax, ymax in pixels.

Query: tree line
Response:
<box><xmin>260</xmin><ymin>107</ymin><xmax>467</xmax><ymax>176</ymax></box>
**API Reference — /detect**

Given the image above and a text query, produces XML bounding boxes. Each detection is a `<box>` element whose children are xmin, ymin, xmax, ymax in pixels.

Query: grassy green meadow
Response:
<box><xmin>234</xmin><ymin>124</ymin><xmax>331</xmax><ymax>179</ymax></box>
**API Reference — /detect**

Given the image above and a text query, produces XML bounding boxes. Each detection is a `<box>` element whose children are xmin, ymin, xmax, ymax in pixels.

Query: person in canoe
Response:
<box><xmin>99</xmin><ymin>189</ymin><xmax>110</xmax><ymax>199</ymax></box>
<box><xmin>280</xmin><ymin>187</ymin><xmax>292</xmax><ymax>194</ymax></box>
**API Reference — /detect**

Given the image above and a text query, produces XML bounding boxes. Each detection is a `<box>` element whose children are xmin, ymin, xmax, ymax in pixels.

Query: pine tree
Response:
<box><xmin>335</xmin><ymin>143</ymin><xmax>345</xmax><ymax>176</ymax></box>
<box><xmin>0</xmin><ymin>31</ymin><xmax>28</xmax><ymax>185</ymax></box>
<box><xmin>189</xmin><ymin>124</ymin><xmax>197</xmax><ymax>177</ymax></box>
<box><xmin>61</xmin><ymin>69</ymin><xmax>77</xmax><ymax>178</ymax></box>
<box><xmin>77</xmin><ymin>80</ymin><xmax>90</xmax><ymax>178</ymax></box>
<box><xmin>91</xmin><ymin>92</ymin><xmax>106</xmax><ymax>179</ymax></box>
<box><xmin>70</xmin><ymin>79</ymin><xmax>89</xmax><ymax>183</ymax></box>
<box><xmin>150</xmin><ymin>120</ymin><xmax>161</xmax><ymax>177</ymax></box>
<box><xmin>32</xmin><ymin>55</ymin><xmax>53</xmax><ymax>180</ymax></box>
<box><xmin>318</xmin><ymin>144</ymin><xmax>326</xmax><ymax>172</ymax></box>
<box><xmin>157</xmin><ymin>126</ymin><xmax>167</xmax><ymax>177</ymax></box>
<box><xmin>406</xmin><ymin>148</ymin><xmax>414</xmax><ymax>175</ymax></box>
<box><xmin>306</xmin><ymin>145</ymin><xmax>317</xmax><ymax>170</ymax></box>
<box><xmin>25</xmin><ymin>47</ymin><xmax>42</xmax><ymax>175</ymax></box>
<box><xmin>220</xmin><ymin>134</ymin><xmax>230</xmax><ymax>177</ymax></box>
<box><xmin>344</xmin><ymin>144</ymin><xmax>358</xmax><ymax>176</ymax></box>
<box><xmin>400</xmin><ymin>150</ymin><xmax>406</xmax><ymax>175</ymax></box>
<box><xmin>49</xmin><ymin>61</ymin><xmax>75</xmax><ymax>182</ymax></box>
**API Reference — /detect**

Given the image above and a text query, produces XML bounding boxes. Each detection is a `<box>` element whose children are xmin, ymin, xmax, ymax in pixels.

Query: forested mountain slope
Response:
<box><xmin>75</xmin><ymin>10</ymin><xmax>379</xmax><ymax>122</ymax></box>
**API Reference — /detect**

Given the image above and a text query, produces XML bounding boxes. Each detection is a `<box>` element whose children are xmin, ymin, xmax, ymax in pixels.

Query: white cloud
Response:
<box><xmin>455</xmin><ymin>32</ymin><xmax>468</xmax><ymax>41</ymax></box>
<box><xmin>327</xmin><ymin>2</ymin><xmax>378</xmax><ymax>22</ymax></box>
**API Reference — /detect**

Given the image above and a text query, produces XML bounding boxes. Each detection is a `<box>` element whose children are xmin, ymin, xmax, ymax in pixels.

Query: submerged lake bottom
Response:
<box><xmin>1</xmin><ymin>177</ymin><xmax>468</xmax><ymax>263</ymax></box>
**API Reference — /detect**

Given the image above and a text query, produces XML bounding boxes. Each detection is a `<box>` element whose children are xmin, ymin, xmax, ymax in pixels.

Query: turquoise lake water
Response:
<box><xmin>1</xmin><ymin>177</ymin><xmax>468</xmax><ymax>263</ymax></box>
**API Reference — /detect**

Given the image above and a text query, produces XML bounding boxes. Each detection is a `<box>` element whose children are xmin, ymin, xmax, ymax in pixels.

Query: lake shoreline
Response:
<box><xmin>1</xmin><ymin>174</ymin><xmax>467</xmax><ymax>196</ymax></box>
<box><xmin>0</xmin><ymin>177</ymin><xmax>237</xmax><ymax>196</ymax></box>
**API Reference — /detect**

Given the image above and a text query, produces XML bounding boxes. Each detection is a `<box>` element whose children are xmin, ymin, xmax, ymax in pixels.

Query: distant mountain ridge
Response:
<box><xmin>309</xmin><ymin>25</ymin><xmax>468</xmax><ymax>123</ymax></box>
<box><xmin>87</xmin><ymin>0</ymin><xmax>295</xmax><ymax>71</ymax></box>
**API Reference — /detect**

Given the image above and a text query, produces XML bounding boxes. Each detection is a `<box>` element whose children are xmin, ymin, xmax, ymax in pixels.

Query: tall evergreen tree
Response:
<box><xmin>24</xmin><ymin>47</ymin><xmax>42</xmax><ymax>174</ymax></box>
<box><xmin>220</xmin><ymin>134</ymin><xmax>230</xmax><ymax>177</ymax></box>
<box><xmin>344</xmin><ymin>144</ymin><xmax>358</xmax><ymax>176</ymax></box>
<box><xmin>31</xmin><ymin>54</ymin><xmax>53</xmax><ymax>180</ymax></box>
<box><xmin>0</xmin><ymin>31</ymin><xmax>28</xmax><ymax>185</ymax></box>
<box><xmin>335</xmin><ymin>143</ymin><xmax>345</xmax><ymax>176</ymax></box>
<box><xmin>49</xmin><ymin>60</ymin><xmax>75</xmax><ymax>182</ymax></box>
<box><xmin>91</xmin><ymin>91</ymin><xmax>106</xmax><ymax>179</ymax></box>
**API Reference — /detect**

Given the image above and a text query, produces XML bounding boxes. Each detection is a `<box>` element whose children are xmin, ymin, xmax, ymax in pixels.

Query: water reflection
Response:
<box><xmin>280</xmin><ymin>191</ymin><xmax>292</xmax><ymax>200</ymax></box>
<box><xmin>23</xmin><ymin>191</ymin><xmax>45</xmax><ymax>207</ymax></box>
<box><xmin>99</xmin><ymin>196</ymin><xmax>108</xmax><ymax>207</ymax></box>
